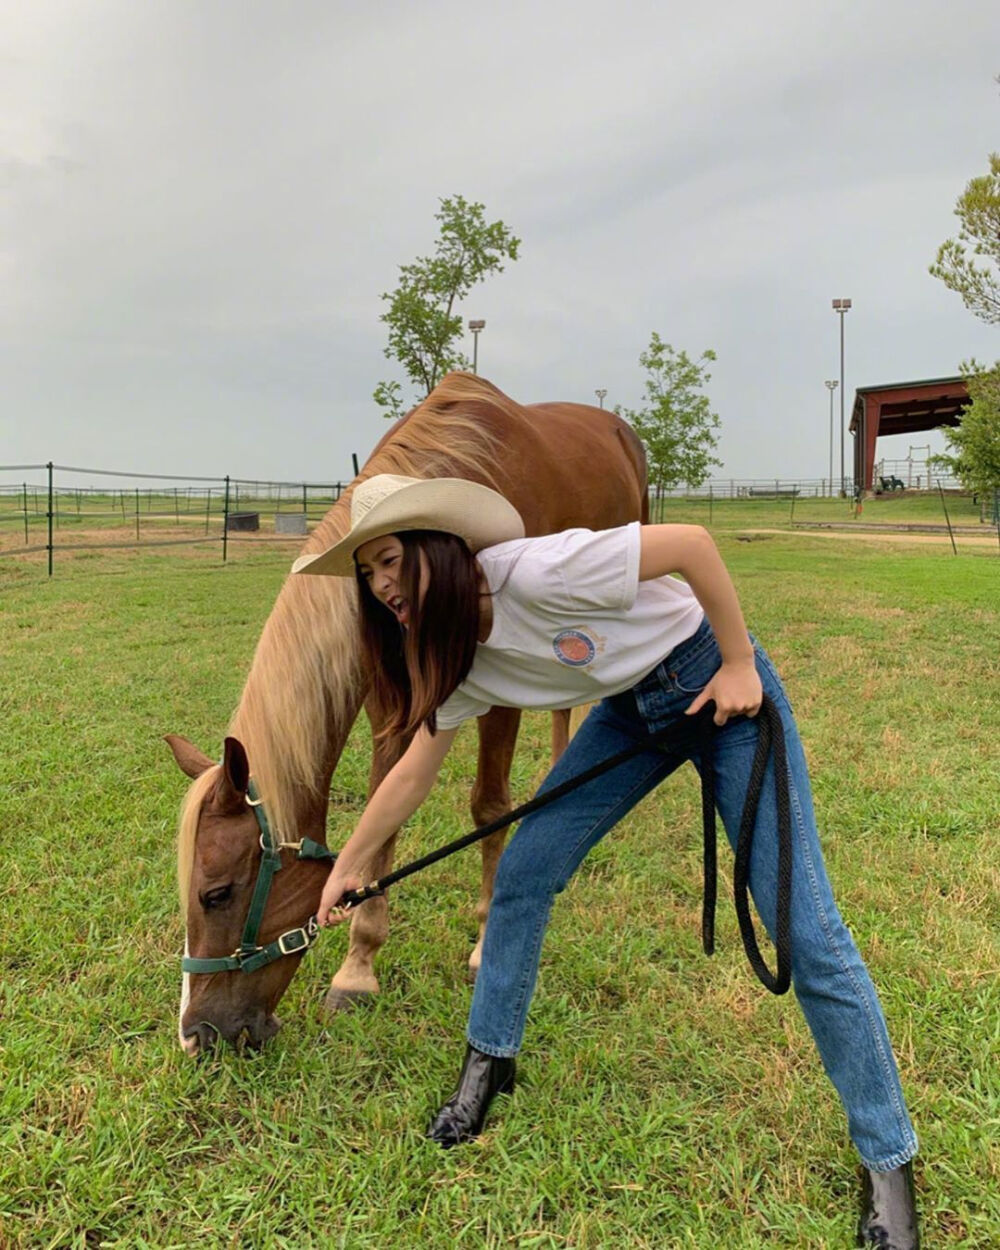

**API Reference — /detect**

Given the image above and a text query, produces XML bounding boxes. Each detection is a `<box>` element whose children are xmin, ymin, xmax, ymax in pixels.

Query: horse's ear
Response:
<box><xmin>165</xmin><ymin>734</ymin><xmax>214</xmax><ymax>779</ymax></box>
<box><xmin>214</xmin><ymin>736</ymin><xmax>251</xmax><ymax>814</ymax></box>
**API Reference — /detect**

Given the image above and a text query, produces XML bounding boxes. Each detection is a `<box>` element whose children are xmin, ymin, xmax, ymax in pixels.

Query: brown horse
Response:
<box><xmin>168</xmin><ymin>373</ymin><xmax>647</xmax><ymax>1055</ymax></box>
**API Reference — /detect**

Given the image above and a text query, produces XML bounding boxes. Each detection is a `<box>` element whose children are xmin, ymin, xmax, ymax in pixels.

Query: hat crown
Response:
<box><xmin>350</xmin><ymin>475</ymin><xmax>421</xmax><ymax>526</ymax></box>
<box><xmin>292</xmin><ymin>474</ymin><xmax>524</xmax><ymax>577</ymax></box>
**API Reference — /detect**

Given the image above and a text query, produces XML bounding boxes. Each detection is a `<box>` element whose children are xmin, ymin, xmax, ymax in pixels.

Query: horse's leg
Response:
<box><xmin>468</xmin><ymin>706</ymin><xmax>522</xmax><ymax>982</ymax></box>
<box><xmin>324</xmin><ymin>700</ymin><xmax>410</xmax><ymax>1014</ymax></box>
<box><xmin>551</xmin><ymin>708</ymin><xmax>571</xmax><ymax>762</ymax></box>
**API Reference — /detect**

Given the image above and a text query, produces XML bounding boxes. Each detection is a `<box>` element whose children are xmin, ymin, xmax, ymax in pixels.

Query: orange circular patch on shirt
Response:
<box><xmin>552</xmin><ymin>629</ymin><xmax>597</xmax><ymax>667</ymax></box>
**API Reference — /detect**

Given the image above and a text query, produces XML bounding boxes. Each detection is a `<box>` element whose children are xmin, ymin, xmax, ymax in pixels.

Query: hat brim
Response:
<box><xmin>292</xmin><ymin>478</ymin><xmax>525</xmax><ymax>576</ymax></box>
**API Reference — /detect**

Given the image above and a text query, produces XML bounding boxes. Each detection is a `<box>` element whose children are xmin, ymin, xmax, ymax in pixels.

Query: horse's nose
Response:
<box><xmin>183</xmin><ymin>1021</ymin><xmax>220</xmax><ymax>1056</ymax></box>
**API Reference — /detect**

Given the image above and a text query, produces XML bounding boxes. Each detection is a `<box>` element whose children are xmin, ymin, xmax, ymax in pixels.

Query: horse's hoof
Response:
<box><xmin>322</xmin><ymin>986</ymin><xmax>374</xmax><ymax>1015</ymax></box>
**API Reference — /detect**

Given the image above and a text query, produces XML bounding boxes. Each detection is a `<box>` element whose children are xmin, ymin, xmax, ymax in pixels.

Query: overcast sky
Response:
<box><xmin>3</xmin><ymin>0</ymin><xmax>998</xmax><ymax>490</ymax></box>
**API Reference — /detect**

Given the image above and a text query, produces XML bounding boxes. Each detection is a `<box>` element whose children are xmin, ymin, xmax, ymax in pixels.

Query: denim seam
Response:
<box><xmin>786</xmin><ymin>757</ymin><xmax>916</xmax><ymax>1160</ymax></box>
<box><xmin>470</xmin><ymin>750</ymin><xmax>676</xmax><ymax>1056</ymax></box>
<box><xmin>634</xmin><ymin>619</ymin><xmax>713</xmax><ymax>702</ymax></box>
<box><xmin>658</xmin><ymin>627</ymin><xmax>716</xmax><ymax>693</ymax></box>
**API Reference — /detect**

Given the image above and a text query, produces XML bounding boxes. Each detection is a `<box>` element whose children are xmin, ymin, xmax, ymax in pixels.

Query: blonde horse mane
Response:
<box><xmin>178</xmin><ymin>766</ymin><xmax>220</xmax><ymax>908</ymax></box>
<box><xmin>178</xmin><ymin>372</ymin><xmax>531</xmax><ymax>889</ymax></box>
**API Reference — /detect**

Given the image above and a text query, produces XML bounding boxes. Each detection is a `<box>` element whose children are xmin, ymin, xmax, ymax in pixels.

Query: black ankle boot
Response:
<box><xmin>427</xmin><ymin>1044</ymin><xmax>516</xmax><ymax>1147</ymax></box>
<box><xmin>857</xmin><ymin>1160</ymin><xmax>919</xmax><ymax>1248</ymax></box>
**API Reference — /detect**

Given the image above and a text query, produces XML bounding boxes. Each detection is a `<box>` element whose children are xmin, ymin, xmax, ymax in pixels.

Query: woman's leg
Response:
<box><xmin>704</xmin><ymin>641</ymin><xmax>917</xmax><ymax>1171</ymax></box>
<box><xmin>466</xmin><ymin>696</ymin><xmax>687</xmax><ymax>1057</ymax></box>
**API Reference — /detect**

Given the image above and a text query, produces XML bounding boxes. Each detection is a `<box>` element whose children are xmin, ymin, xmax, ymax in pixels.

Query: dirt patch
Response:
<box><xmin>0</xmin><ymin>524</ymin><xmax>305</xmax><ymax>563</ymax></box>
<box><xmin>740</xmin><ymin>528</ymin><xmax>998</xmax><ymax>549</ymax></box>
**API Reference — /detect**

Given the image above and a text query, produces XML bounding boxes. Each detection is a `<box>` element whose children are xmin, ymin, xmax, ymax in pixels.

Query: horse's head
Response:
<box><xmin>166</xmin><ymin>734</ymin><xmax>330</xmax><ymax>1056</ymax></box>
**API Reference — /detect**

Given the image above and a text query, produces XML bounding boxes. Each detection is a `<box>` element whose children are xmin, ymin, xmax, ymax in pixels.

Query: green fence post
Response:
<box><xmin>46</xmin><ymin>462</ymin><xmax>54</xmax><ymax>576</ymax></box>
<box><xmin>222</xmin><ymin>475</ymin><xmax>231</xmax><ymax>563</ymax></box>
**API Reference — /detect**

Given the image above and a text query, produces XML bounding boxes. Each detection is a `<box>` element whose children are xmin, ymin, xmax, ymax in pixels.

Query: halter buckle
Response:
<box><xmin>277</xmin><ymin>925</ymin><xmax>314</xmax><ymax>956</ymax></box>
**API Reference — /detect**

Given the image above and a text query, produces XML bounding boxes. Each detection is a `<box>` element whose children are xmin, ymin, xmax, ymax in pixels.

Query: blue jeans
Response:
<box><xmin>467</xmin><ymin>619</ymin><xmax>918</xmax><ymax>1171</ymax></box>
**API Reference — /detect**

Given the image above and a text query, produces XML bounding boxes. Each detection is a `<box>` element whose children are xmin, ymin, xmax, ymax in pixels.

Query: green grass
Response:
<box><xmin>1</xmin><ymin>488</ymin><xmax>993</xmax><ymax>569</ymax></box>
<box><xmin>0</xmin><ymin>488</ymin><xmax>343</xmax><ymax>560</ymax></box>
<box><xmin>1</xmin><ymin>536</ymin><xmax>997</xmax><ymax>1247</ymax></box>
<box><xmin>649</xmin><ymin>489</ymin><xmax>991</xmax><ymax>530</ymax></box>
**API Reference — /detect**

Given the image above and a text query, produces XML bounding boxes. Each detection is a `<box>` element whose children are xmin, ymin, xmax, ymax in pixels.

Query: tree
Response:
<box><xmin>929</xmin><ymin>134</ymin><xmax>1000</xmax><ymax>504</ymax></box>
<box><xmin>374</xmin><ymin>195</ymin><xmax>521</xmax><ymax>418</ymax></box>
<box><xmin>930</xmin><ymin>360</ymin><xmax>1000</xmax><ymax>499</ymax></box>
<box><xmin>929</xmin><ymin>152</ymin><xmax>1000</xmax><ymax>325</ymax></box>
<box><xmin>619</xmin><ymin>333</ymin><xmax>722</xmax><ymax>494</ymax></box>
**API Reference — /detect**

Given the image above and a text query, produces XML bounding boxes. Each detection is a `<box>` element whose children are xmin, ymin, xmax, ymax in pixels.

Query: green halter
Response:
<box><xmin>181</xmin><ymin>779</ymin><xmax>336</xmax><ymax>975</ymax></box>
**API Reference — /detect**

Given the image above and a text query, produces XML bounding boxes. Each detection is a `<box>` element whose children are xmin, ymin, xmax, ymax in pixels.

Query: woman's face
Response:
<box><xmin>355</xmin><ymin>534</ymin><xmax>427</xmax><ymax>627</ymax></box>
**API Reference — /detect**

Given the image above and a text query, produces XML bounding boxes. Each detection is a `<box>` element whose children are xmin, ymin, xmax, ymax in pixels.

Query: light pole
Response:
<box><xmin>468</xmin><ymin>319</ymin><xmax>486</xmax><ymax>374</ymax></box>
<box><xmin>824</xmin><ymin>380</ymin><xmax>838</xmax><ymax>495</ymax></box>
<box><xmin>832</xmin><ymin>298</ymin><xmax>851</xmax><ymax>495</ymax></box>
<box><xmin>595</xmin><ymin>389</ymin><xmax>607</xmax><ymax>408</ymax></box>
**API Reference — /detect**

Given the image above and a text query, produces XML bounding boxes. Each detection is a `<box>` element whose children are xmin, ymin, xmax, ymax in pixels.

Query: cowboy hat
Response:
<box><xmin>291</xmin><ymin>474</ymin><xmax>525</xmax><ymax>577</ymax></box>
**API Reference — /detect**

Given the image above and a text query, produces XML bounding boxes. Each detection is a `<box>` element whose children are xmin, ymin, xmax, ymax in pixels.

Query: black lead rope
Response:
<box><xmin>699</xmin><ymin>696</ymin><xmax>793</xmax><ymax>994</ymax></box>
<box><xmin>342</xmin><ymin>694</ymin><xmax>793</xmax><ymax>996</ymax></box>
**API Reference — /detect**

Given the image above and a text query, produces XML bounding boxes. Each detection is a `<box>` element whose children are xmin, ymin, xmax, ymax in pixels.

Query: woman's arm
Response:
<box><xmin>317</xmin><ymin>723</ymin><xmax>458</xmax><ymax>925</ymax></box>
<box><xmin>638</xmin><ymin>524</ymin><xmax>761</xmax><ymax>725</ymax></box>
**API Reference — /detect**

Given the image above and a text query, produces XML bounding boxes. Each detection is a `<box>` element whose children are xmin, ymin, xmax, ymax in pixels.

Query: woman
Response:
<box><xmin>294</xmin><ymin>473</ymin><xmax>919</xmax><ymax>1248</ymax></box>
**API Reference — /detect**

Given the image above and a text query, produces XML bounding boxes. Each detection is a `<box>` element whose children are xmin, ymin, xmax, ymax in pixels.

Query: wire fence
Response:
<box><xmin>1</xmin><ymin>460</ymin><xmax>993</xmax><ymax>577</ymax></box>
<box><xmin>654</xmin><ymin>460</ymin><xmax>961</xmax><ymax>500</ymax></box>
<box><xmin>0</xmin><ymin>462</ymin><xmax>352</xmax><ymax>576</ymax></box>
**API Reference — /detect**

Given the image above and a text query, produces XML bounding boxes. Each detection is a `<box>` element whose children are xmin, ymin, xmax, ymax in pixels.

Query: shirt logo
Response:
<box><xmin>552</xmin><ymin>629</ymin><xmax>598</xmax><ymax>668</ymax></box>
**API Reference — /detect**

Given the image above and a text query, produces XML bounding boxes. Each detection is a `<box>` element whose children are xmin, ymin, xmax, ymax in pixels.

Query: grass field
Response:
<box><xmin>650</xmin><ymin>490</ymin><xmax>992</xmax><ymax>531</ymax></box>
<box><xmin>0</xmin><ymin>487</ymin><xmax>995</xmax><ymax>569</ymax></box>
<box><xmin>1</xmin><ymin>532</ymin><xmax>997</xmax><ymax>1248</ymax></box>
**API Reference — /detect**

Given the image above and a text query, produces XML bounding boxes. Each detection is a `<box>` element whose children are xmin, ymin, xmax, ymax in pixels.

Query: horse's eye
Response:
<box><xmin>200</xmin><ymin>884</ymin><xmax>234</xmax><ymax>910</ymax></box>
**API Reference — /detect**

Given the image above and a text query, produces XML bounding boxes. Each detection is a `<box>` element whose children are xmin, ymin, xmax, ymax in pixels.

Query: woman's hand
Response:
<box><xmin>685</xmin><ymin>659</ymin><xmax>762</xmax><ymax>726</ymax></box>
<box><xmin>317</xmin><ymin>865</ymin><xmax>365</xmax><ymax>928</ymax></box>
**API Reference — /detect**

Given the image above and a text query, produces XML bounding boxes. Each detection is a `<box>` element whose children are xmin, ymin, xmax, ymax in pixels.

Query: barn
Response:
<box><xmin>849</xmin><ymin>376</ymin><xmax>970</xmax><ymax>492</ymax></box>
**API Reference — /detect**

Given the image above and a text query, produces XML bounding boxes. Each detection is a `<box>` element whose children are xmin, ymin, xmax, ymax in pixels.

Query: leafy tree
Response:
<box><xmin>929</xmin><ymin>152</ymin><xmax>1000</xmax><ymax>325</ymax></box>
<box><xmin>619</xmin><ymin>333</ymin><xmax>722</xmax><ymax>493</ymax></box>
<box><xmin>374</xmin><ymin>195</ymin><xmax>521</xmax><ymax>418</ymax></box>
<box><xmin>930</xmin><ymin>360</ymin><xmax>1000</xmax><ymax>498</ymax></box>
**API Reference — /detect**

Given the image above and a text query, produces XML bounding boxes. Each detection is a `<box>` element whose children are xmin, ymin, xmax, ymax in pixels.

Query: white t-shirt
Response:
<box><xmin>435</xmin><ymin>522</ymin><xmax>705</xmax><ymax>730</ymax></box>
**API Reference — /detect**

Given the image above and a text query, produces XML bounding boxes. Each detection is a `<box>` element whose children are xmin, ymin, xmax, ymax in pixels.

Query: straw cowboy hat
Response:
<box><xmin>292</xmin><ymin>474</ymin><xmax>526</xmax><ymax>577</ymax></box>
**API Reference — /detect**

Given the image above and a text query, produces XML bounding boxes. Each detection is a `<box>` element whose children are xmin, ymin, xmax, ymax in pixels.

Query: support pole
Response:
<box><xmin>46</xmin><ymin>462</ymin><xmax>54</xmax><ymax>577</ymax></box>
<box><xmin>938</xmin><ymin>482</ymin><xmax>958</xmax><ymax>555</ymax></box>
<box><xmin>839</xmin><ymin>313</ymin><xmax>846</xmax><ymax>495</ymax></box>
<box><xmin>222</xmin><ymin>475</ymin><xmax>231</xmax><ymax>563</ymax></box>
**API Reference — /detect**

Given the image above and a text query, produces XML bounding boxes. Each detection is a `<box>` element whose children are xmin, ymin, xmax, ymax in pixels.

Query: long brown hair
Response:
<box><xmin>357</xmin><ymin>530</ymin><xmax>481</xmax><ymax>738</ymax></box>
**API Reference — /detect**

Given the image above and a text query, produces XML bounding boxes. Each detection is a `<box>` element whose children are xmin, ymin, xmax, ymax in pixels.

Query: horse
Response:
<box><xmin>167</xmin><ymin>372</ymin><xmax>648</xmax><ymax>1055</ymax></box>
